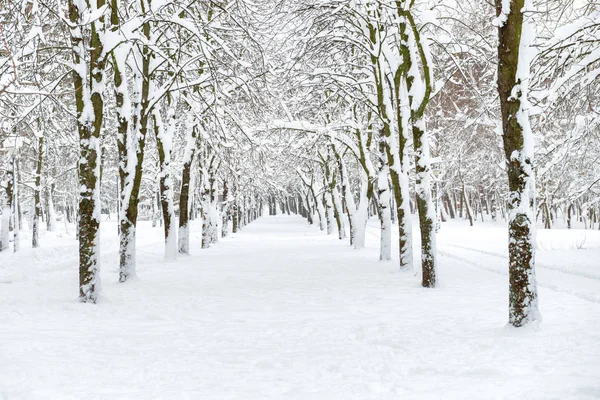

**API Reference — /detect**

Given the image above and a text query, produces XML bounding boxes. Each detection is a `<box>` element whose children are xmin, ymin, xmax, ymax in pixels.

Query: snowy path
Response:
<box><xmin>1</xmin><ymin>216</ymin><xmax>600</xmax><ymax>399</ymax></box>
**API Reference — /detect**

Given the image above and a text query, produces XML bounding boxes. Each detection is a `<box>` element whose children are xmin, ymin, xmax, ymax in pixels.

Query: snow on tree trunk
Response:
<box><xmin>63</xmin><ymin>200</ymin><xmax>70</xmax><ymax>235</ymax></box>
<box><xmin>462</xmin><ymin>184</ymin><xmax>474</xmax><ymax>226</ymax></box>
<box><xmin>208</xmin><ymin>202</ymin><xmax>220</xmax><ymax>244</ymax></box>
<box><xmin>495</xmin><ymin>0</ymin><xmax>540</xmax><ymax>327</ymax></box>
<box><xmin>201</xmin><ymin>206</ymin><xmax>211</xmax><ymax>249</ymax></box>
<box><xmin>412</xmin><ymin>119</ymin><xmax>437</xmax><ymax>287</ymax></box>
<box><xmin>377</xmin><ymin>165</ymin><xmax>392</xmax><ymax>261</ymax></box>
<box><xmin>0</xmin><ymin>206</ymin><xmax>10</xmax><ymax>252</ymax></box>
<box><xmin>208</xmin><ymin>172</ymin><xmax>219</xmax><ymax>244</ymax></box>
<box><xmin>353</xmin><ymin>170</ymin><xmax>369</xmax><ymax>250</ymax></box>
<box><xmin>491</xmin><ymin>192</ymin><xmax>498</xmax><ymax>221</ymax></box>
<box><xmin>334</xmin><ymin>146</ymin><xmax>363</xmax><ymax>247</ymax></box>
<box><xmin>323</xmin><ymin>155</ymin><xmax>345</xmax><ymax>240</ymax></box>
<box><xmin>68</xmin><ymin>0</ymin><xmax>107</xmax><ymax>303</ymax></box>
<box><xmin>46</xmin><ymin>186</ymin><xmax>56</xmax><ymax>233</ymax></box>
<box><xmin>178</xmin><ymin>122</ymin><xmax>197</xmax><ymax>254</ymax></box>
<box><xmin>32</xmin><ymin>135</ymin><xmax>43</xmax><ymax>248</ymax></box>
<box><xmin>323</xmin><ymin>190</ymin><xmax>335</xmax><ymax>235</ymax></box>
<box><xmin>201</xmin><ymin>161</ymin><xmax>218</xmax><ymax>248</ymax></box>
<box><xmin>221</xmin><ymin>181</ymin><xmax>229</xmax><ymax>239</ymax></box>
<box><xmin>314</xmin><ymin>186</ymin><xmax>325</xmax><ymax>231</ymax></box>
<box><xmin>154</xmin><ymin>105</ymin><xmax>177</xmax><ymax>261</ymax></box>
<box><xmin>397</xmin><ymin>77</ymin><xmax>413</xmax><ymax>270</ymax></box>
<box><xmin>110</xmin><ymin>7</ymin><xmax>139</xmax><ymax>282</ymax></box>
<box><xmin>11</xmin><ymin>157</ymin><xmax>20</xmax><ymax>253</ymax></box>
<box><xmin>332</xmin><ymin>186</ymin><xmax>346</xmax><ymax>240</ymax></box>
<box><xmin>232</xmin><ymin>200</ymin><xmax>239</xmax><ymax>233</ymax></box>
<box><xmin>399</xmin><ymin>6</ymin><xmax>437</xmax><ymax>287</ymax></box>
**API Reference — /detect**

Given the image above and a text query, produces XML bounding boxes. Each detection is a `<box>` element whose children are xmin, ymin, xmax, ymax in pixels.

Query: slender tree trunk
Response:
<box><xmin>323</xmin><ymin>157</ymin><xmax>345</xmax><ymax>240</ymax></box>
<box><xmin>491</xmin><ymin>192</ymin><xmax>498</xmax><ymax>221</ymax></box>
<box><xmin>445</xmin><ymin>193</ymin><xmax>456</xmax><ymax>219</ymax></box>
<box><xmin>323</xmin><ymin>190</ymin><xmax>335</xmax><ymax>235</ymax></box>
<box><xmin>496</xmin><ymin>0</ymin><xmax>540</xmax><ymax>326</ymax></box>
<box><xmin>396</xmin><ymin>3</ymin><xmax>436</xmax><ymax>283</ymax></box>
<box><xmin>178</xmin><ymin>124</ymin><xmax>197</xmax><ymax>254</ymax></box>
<box><xmin>332</xmin><ymin>186</ymin><xmax>346</xmax><ymax>240</ymax></box>
<box><xmin>0</xmin><ymin>202</ymin><xmax>9</xmax><ymax>252</ymax></box>
<box><xmin>376</xmin><ymin>168</ymin><xmax>393</xmax><ymax>261</ymax></box>
<box><xmin>232</xmin><ymin>200</ymin><xmax>239</xmax><ymax>233</ymax></box>
<box><xmin>396</xmin><ymin>88</ymin><xmax>414</xmax><ymax>270</ymax></box>
<box><xmin>154</xmin><ymin>106</ymin><xmax>177</xmax><ymax>261</ymax></box>
<box><xmin>11</xmin><ymin>157</ymin><xmax>20</xmax><ymax>253</ymax></box>
<box><xmin>312</xmin><ymin>184</ymin><xmax>325</xmax><ymax>231</ymax></box>
<box><xmin>302</xmin><ymin>193</ymin><xmax>313</xmax><ymax>224</ymax></box>
<box><xmin>46</xmin><ymin>184</ymin><xmax>56</xmax><ymax>232</ymax></box>
<box><xmin>333</xmin><ymin>148</ymin><xmax>364</xmax><ymax>247</ymax></box>
<box><xmin>463</xmin><ymin>184</ymin><xmax>474</xmax><ymax>226</ymax></box>
<box><xmin>412</xmin><ymin>120</ymin><xmax>437</xmax><ymax>287</ymax></box>
<box><xmin>69</xmin><ymin>0</ymin><xmax>106</xmax><ymax>302</ymax></box>
<box><xmin>32</xmin><ymin>135</ymin><xmax>44</xmax><ymax>248</ymax></box>
<box><xmin>544</xmin><ymin>200</ymin><xmax>552</xmax><ymax>229</ymax></box>
<box><xmin>221</xmin><ymin>181</ymin><xmax>229</xmax><ymax>238</ymax></box>
<box><xmin>113</xmin><ymin>13</ymin><xmax>136</xmax><ymax>282</ymax></box>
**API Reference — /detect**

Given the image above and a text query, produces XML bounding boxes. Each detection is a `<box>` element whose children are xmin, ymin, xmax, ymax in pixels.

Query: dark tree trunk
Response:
<box><xmin>178</xmin><ymin>126</ymin><xmax>197</xmax><ymax>253</ymax></box>
<box><xmin>32</xmin><ymin>135</ymin><xmax>44</xmax><ymax>248</ymax></box>
<box><xmin>221</xmin><ymin>181</ymin><xmax>229</xmax><ymax>238</ymax></box>
<box><xmin>462</xmin><ymin>184</ymin><xmax>474</xmax><ymax>227</ymax></box>
<box><xmin>496</xmin><ymin>0</ymin><xmax>539</xmax><ymax>326</ymax></box>
<box><xmin>69</xmin><ymin>0</ymin><xmax>106</xmax><ymax>302</ymax></box>
<box><xmin>116</xmin><ymin>9</ymin><xmax>152</xmax><ymax>282</ymax></box>
<box><xmin>232</xmin><ymin>201</ymin><xmax>239</xmax><ymax>233</ymax></box>
<box><xmin>491</xmin><ymin>192</ymin><xmax>498</xmax><ymax>222</ymax></box>
<box><xmin>544</xmin><ymin>200</ymin><xmax>551</xmax><ymax>229</ymax></box>
<box><xmin>445</xmin><ymin>193</ymin><xmax>456</xmax><ymax>219</ymax></box>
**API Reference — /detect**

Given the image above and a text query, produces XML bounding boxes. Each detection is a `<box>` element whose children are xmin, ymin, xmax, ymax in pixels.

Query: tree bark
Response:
<box><xmin>115</xmin><ymin>1</ymin><xmax>153</xmax><ymax>282</ymax></box>
<box><xmin>69</xmin><ymin>0</ymin><xmax>106</xmax><ymax>302</ymax></box>
<box><xmin>496</xmin><ymin>0</ymin><xmax>540</xmax><ymax>326</ymax></box>
<box><xmin>154</xmin><ymin>105</ymin><xmax>177</xmax><ymax>261</ymax></box>
<box><xmin>221</xmin><ymin>181</ymin><xmax>229</xmax><ymax>238</ymax></box>
<box><xmin>32</xmin><ymin>135</ymin><xmax>44</xmax><ymax>248</ymax></box>
<box><xmin>463</xmin><ymin>184</ymin><xmax>474</xmax><ymax>227</ymax></box>
<box><xmin>178</xmin><ymin>124</ymin><xmax>198</xmax><ymax>253</ymax></box>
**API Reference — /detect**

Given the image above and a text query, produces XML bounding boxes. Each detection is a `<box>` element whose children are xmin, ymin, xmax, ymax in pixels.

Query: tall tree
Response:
<box><xmin>68</xmin><ymin>0</ymin><xmax>107</xmax><ymax>302</ymax></box>
<box><xmin>495</xmin><ymin>0</ymin><xmax>540</xmax><ymax>326</ymax></box>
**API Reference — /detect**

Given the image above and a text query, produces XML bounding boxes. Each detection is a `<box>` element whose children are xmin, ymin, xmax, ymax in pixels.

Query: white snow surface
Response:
<box><xmin>1</xmin><ymin>216</ymin><xmax>599</xmax><ymax>399</ymax></box>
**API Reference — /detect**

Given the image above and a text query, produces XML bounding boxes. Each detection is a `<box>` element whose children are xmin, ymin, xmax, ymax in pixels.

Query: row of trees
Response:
<box><xmin>1</xmin><ymin>0</ymin><xmax>598</xmax><ymax>327</ymax></box>
<box><xmin>0</xmin><ymin>0</ymin><xmax>270</xmax><ymax>302</ymax></box>
<box><xmin>255</xmin><ymin>0</ymin><xmax>598</xmax><ymax>327</ymax></box>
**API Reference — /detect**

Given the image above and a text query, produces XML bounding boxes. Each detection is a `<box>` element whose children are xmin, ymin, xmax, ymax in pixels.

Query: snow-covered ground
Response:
<box><xmin>1</xmin><ymin>216</ymin><xmax>599</xmax><ymax>399</ymax></box>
